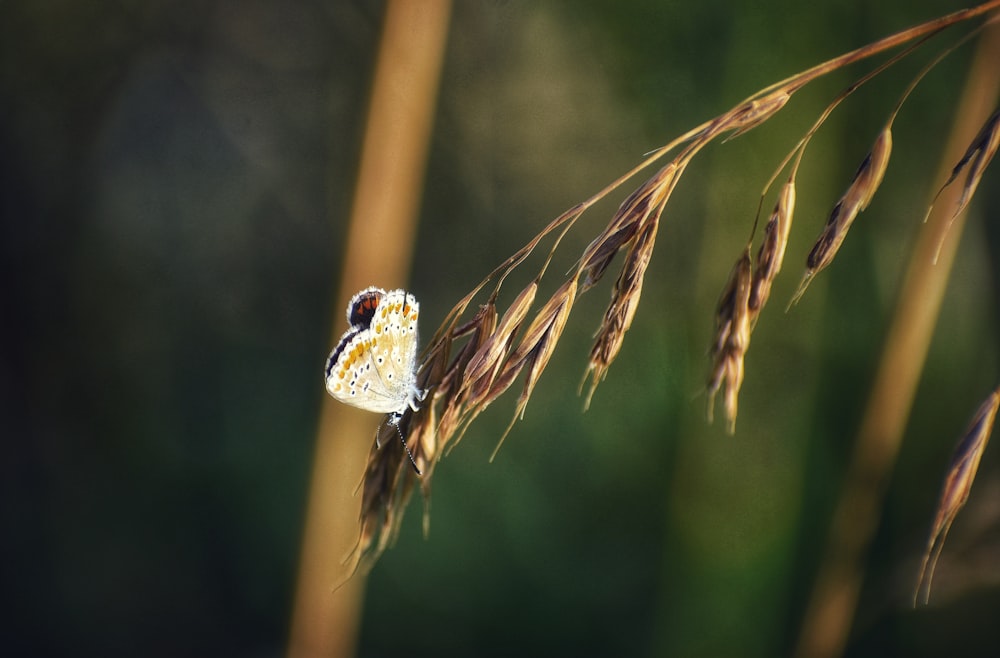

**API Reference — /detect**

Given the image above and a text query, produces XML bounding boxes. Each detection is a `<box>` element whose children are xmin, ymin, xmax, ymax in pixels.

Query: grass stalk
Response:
<box><xmin>286</xmin><ymin>2</ymin><xmax>452</xmax><ymax>656</ymax></box>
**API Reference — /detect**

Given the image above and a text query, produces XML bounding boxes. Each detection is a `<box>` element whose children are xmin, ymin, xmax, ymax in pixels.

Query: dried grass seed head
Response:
<box><xmin>914</xmin><ymin>389</ymin><xmax>999</xmax><ymax>605</ymax></box>
<box><xmin>355</xmin><ymin>421</ymin><xmax>414</xmax><ymax>570</ymax></box>
<box><xmin>724</xmin><ymin>89</ymin><xmax>793</xmax><ymax>140</ymax></box>
<box><xmin>463</xmin><ymin>283</ymin><xmax>538</xmax><ymax>396</ymax></box>
<box><xmin>582</xmin><ymin>214</ymin><xmax>661</xmax><ymax>407</ymax></box>
<box><xmin>938</xmin><ymin>107</ymin><xmax>1000</xmax><ymax>214</ymax></box>
<box><xmin>708</xmin><ymin>248</ymin><xmax>753</xmax><ymax>432</ymax></box>
<box><xmin>929</xmin><ymin>107</ymin><xmax>1000</xmax><ymax>262</ymax></box>
<box><xmin>438</xmin><ymin>302</ymin><xmax>499</xmax><ymax>403</ymax></box>
<box><xmin>750</xmin><ymin>179</ymin><xmax>796</xmax><ymax>314</ymax></box>
<box><xmin>580</xmin><ymin>163</ymin><xmax>676</xmax><ymax>291</ymax></box>
<box><xmin>792</xmin><ymin>126</ymin><xmax>892</xmax><ymax>305</ymax></box>
<box><xmin>504</xmin><ymin>279</ymin><xmax>578</xmax><ymax>407</ymax></box>
<box><xmin>487</xmin><ymin>279</ymin><xmax>578</xmax><ymax>460</ymax></box>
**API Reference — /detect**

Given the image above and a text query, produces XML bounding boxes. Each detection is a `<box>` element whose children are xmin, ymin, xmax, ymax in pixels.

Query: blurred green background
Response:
<box><xmin>3</xmin><ymin>1</ymin><xmax>998</xmax><ymax>656</ymax></box>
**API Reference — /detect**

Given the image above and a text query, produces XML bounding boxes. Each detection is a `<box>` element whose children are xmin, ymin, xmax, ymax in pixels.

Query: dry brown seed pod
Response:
<box><xmin>580</xmin><ymin>162</ymin><xmax>677</xmax><ymax>291</ymax></box>
<box><xmin>582</xmin><ymin>213</ymin><xmax>660</xmax><ymax>409</ymax></box>
<box><xmin>433</xmin><ymin>302</ymin><xmax>498</xmax><ymax>455</ymax></box>
<box><xmin>463</xmin><ymin>283</ymin><xmax>538</xmax><ymax>395</ymax></box>
<box><xmin>927</xmin><ymin>108</ymin><xmax>1000</xmax><ymax>262</ymax></box>
<box><xmin>913</xmin><ymin>389</ymin><xmax>999</xmax><ymax>606</ymax></box>
<box><xmin>724</xmin><ymin>89</ymin><xmax>793</xmax><ymax>140</ymax></box>
<box><xmin>352</xmin><ymin>415</ymin><xmax>416</xmax><ymax>572</ymax></box>
<box><xmin>750</xmin><ymin>180</ymin><xmax>797</xmax><ymax>314</ymax></box>
<box><xmin>791</xmin><ymin>127</ymin><xmax>892</xmax><ymax>305</ymax></box>
<box><xmin>489</xmin><ymin>279</ymin><xmax>578</xmax><ymax>459</ymax></box>
<box><xmin>707</xmin><ymin>248</ymin><xmax>753</xmax><ymax>432</ymax></box>
<box><xmin>505</xmin><ymin>279</ymin><xmax>577</xmax><ymax>408</ymax></box>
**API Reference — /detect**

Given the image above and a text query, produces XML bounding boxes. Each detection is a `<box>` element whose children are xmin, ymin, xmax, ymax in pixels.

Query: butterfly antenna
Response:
<box><xmin>390</xmin><ymin>413</ymin><xmax>422</xmax><ymax>475</ymax></box>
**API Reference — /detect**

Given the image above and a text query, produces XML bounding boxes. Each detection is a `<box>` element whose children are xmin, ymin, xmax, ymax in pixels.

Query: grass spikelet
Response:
<box><xmin>444</xmin><ymin>283</ymin><xmax>539</xmax><ymax>446</ymax></box>
<box><xmin>913</xmin><ymin>388</ymin><xmax>999</xmax><ymax>606</ymax></box>
<box><xmin>707</xmin><ymin>248</ymin><xmax>753</xmax><ymax>433</ymax></box>
<box><xmin>434</xmin><ymin>300</ymin><xmax>497</xmax><ymax>455</ymax></box>
<box><xmin>491</xmin><ymin>279</ymin><xmax>578</xmax><ymax>460</ymax></box>
<box><xmin>723</xmin><ymin>89</ymin><xmax>793</xmax><ymax>141</ymax></box>
<box><xmin>463</xmin><ymin>283</ymin><xmax>538</xmax><ymax>402</ymax></box>
<box><xmin>750</xmin><ymin>179</ymin><xmax>797</xmax><ymax>316</ymax></box>
<box><xmin>580</xmin><ymin>163</ymin><xmax>678</xmax><ymax>291</ymax></box>
<box><xmin>353</xmin><ymin>414</ymin><xmax>417</xmax><ymax>571</ymax></box>
<box><xmin>581</xmin><ymin>208</ymin><xmax>661</xmax><ymax>409</ymax></box>
<box><xmin>926</xmin><ymin>107</ymin><xmax>1000</xmax><ymax>263</ymax></box>
<box><xmin>790</xmin><ymin>126</ymin><xmax>892</xmax><ymax>306</ymax></box>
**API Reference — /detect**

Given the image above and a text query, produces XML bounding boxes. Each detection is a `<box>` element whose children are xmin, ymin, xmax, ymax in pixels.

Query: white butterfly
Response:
<box><xmin>325</xmin><ymin>287</ymin><xmax>425</xmax><ymax>471</ymax></box>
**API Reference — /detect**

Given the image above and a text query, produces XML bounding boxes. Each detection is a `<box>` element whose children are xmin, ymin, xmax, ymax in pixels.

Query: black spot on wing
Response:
<box><xmin>349</xmin><ymin>290</ymin><xmax>384</xmax><ymax>328</ymax></box>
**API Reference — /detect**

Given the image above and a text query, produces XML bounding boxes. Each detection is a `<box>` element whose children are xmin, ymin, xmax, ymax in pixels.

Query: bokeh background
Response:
<box><xmin>3</xmin><ymin>1</ymin><xmax>998</xmax><ymax>656</ymax></box>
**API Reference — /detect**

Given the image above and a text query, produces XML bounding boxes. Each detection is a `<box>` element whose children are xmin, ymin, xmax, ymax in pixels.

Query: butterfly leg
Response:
<box><xmin>387</xmin><ymin>411</ymin><xmax>421</xmax><ymax>475</ymax></box>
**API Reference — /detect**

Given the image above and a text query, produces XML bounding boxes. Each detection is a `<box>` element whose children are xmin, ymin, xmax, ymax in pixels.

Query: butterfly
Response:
<box><xmin>325</xmin><ymin>287</ymin><xmax>425</xmax><ymax>472</ymax></box>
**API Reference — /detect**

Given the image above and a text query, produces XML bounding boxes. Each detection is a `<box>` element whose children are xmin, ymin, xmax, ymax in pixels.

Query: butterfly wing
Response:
<box><xmin>367</xmin><ymin>290</ymin><xmax>420</xmax><ymax>413</ymax></box>
<box><xmin>325</xmin><ymin>289</ymin><xmax>420</xmax><ymax>416</ymax></box>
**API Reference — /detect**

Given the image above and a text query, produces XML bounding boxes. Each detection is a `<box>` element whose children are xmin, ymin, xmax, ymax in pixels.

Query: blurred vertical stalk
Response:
<box><xmin>287</xmin><ymin>2</ymin><xmax>451</xmax><ymax>657</ymax></box>
<box><xmin>794</xmin><ymin>21</ymin><xmax>1000</xmax><ymax>658</ymax></box>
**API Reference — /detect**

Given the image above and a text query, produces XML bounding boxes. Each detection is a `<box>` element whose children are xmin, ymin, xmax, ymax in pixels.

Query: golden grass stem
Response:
<box><xmin>793</xmin><ymin>19</ymin><xmax>1000</xmax><ymax>658</ymax></box>
<box><xmin>286</xmin><ymin>2</ymin><xmax>452</xmax><ymax>657</ymax></box>
<box><xmin>748</xmin><ymin>1</ymin><xmax>1000</xmax><ymax>101</ymax></box>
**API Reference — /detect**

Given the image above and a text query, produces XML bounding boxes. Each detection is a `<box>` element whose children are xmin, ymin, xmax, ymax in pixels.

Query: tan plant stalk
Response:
<box><xmin>287</xmin><ymin>2</ymin><xmax>452</xmax><ymax>657</ymax></box>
